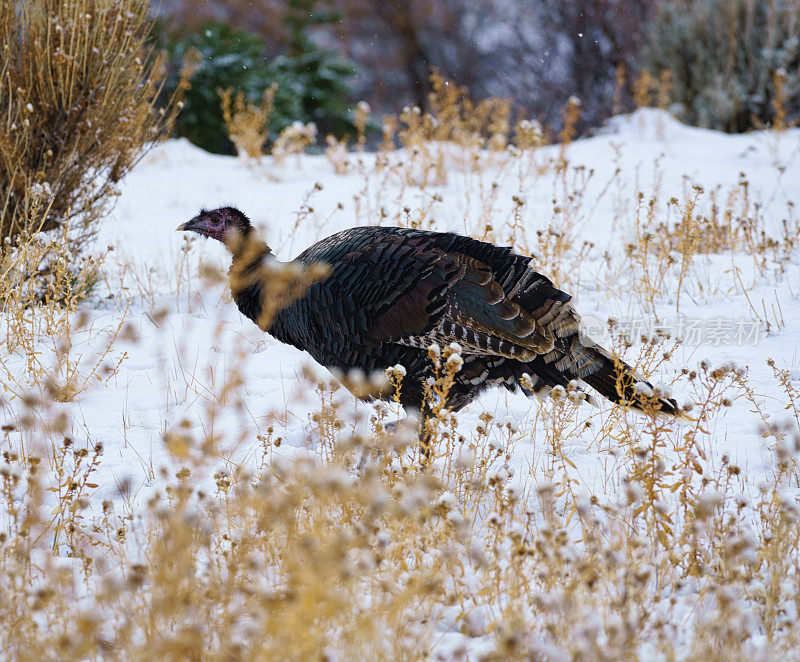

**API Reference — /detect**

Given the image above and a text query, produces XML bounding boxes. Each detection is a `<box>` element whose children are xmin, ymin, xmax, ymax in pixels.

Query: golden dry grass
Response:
<box><xmin>2</xmin><ymin>324</ymin><xmax>800</xmax><ymax>659</ymax></box>
<box><xmin>2</xmin><ymin>36</ymin><xmax>800</xmax><ymax>662</ymax></box>
<box><xmin>0</xmin><ymin>0</ymin><xmax>178</xmax><ymax>247</ymax></box>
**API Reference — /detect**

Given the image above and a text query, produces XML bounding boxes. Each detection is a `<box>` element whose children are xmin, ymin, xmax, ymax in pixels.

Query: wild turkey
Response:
<box><xmin>178</xmin><ymin>207</ymin><xmax>680</xmax><ymax>424</ymax></box>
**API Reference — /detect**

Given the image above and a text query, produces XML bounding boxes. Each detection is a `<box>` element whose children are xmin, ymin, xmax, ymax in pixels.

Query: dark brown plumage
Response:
<box><xmin>178</xmin><ymin>207</ymin><xmax>681</xmax><ymax>419</ymax></box>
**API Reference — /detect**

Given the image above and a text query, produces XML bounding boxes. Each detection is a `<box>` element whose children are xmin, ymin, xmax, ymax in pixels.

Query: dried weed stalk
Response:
<box><xmin>0</xmin><ymin>0</ymin><xmax>178</xmax><ymax>246</ymax></box>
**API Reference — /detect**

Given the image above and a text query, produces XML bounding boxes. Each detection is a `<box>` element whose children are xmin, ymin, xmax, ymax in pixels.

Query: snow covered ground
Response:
<box><xmin>52</xmin><ymin>108</ymin><xmax>796</xmax><ymax>500</ymax></box>
<box><xmin>4</xmin><ymin>108</ymin><xmax>800</xmax><ymax>656</ymax></box>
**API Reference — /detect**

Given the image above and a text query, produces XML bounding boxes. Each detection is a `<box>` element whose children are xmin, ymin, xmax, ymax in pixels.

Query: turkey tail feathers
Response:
<box><xmin>580</xmin><ymin>351</ymin><xmax>686</xmax><ymax>419</ymax></box>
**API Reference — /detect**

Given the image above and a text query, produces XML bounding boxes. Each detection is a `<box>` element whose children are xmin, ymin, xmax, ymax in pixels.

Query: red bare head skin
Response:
<box><xmin>177</xmin><ymin>207</ymin><xmax>251</xmax><ymax>244</ymax></box>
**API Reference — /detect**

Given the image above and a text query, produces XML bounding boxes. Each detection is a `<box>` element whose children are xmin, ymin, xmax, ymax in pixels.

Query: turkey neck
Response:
<box><xmin>228</xmin><ymin>234</ymin><xmax>273</xmax><ymax>327</ymax></box>
<box><xmin>227</xmin><ymin>236</ymin><xmax>304</xmax><ymax>349</ymax></box>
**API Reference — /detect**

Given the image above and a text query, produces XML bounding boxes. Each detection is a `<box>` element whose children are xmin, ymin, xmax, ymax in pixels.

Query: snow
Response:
<box><xmin>3</xmin><ymin>108</ymin><xmax>800</xmax><ymax>655</ymax></box>
<box><xmin>12</xmin><ymin>108</ymin><xmax>797</xmax><ymax>491</ymax></box>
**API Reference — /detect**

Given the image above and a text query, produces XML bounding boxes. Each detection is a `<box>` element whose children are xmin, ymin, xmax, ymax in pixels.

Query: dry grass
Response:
<box><xmin>2</xmin><ymin>51</ymin><xmax>800</xmax><ymax>661</ymax></box>
<box><xmin>217</xmin><ymin>81</ymin><xmax>317</xmax><ymax>171</ymax></box>
<box><xmin>0</xmin><ymin>0</ymin><xmax>178</xmax><ymax>247</ymax></box>
<box><xmin>0</xmin><ymin>0</ymin><xmax>180</xmax><ymax>412</ymax></box>
<box><xmin>271</xmin><ymin>121</ymin><xmax>318</xmax><ymax>167</ymax></box>
<box><xmin>2</xmin><ymin>324</ymin><xmax>800</xmax><ymax>658</ymax></box>
<box><xmin>0</xmin><ymin>204</ymin><xmax>130</xmax><ymax>403</ymax></box>
<box><xmin>621</xmin><ymin>177</ymin><xmax>800</xmax><ymax>318</ymax></box>
<box><xmin>0</xmin><ymin>0</ymin><xmax>178</xmax><ymax>410</ymax></box>
<box><xmin>219</xmin><ymin>84</ymin><xmax>278</xmax><ymax>161</ymax></box>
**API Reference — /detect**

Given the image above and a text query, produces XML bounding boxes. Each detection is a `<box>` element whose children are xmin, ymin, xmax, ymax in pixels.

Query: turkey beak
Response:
<box><xmin>177</xmin><ymin>216</ymin><xmax>202</xmax><ymax>233</ymax></box>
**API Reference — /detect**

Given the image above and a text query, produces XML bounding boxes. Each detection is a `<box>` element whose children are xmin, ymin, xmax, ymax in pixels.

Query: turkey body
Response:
<box><xmin>232</xmin><ymin>226</ymin><xmax>678</xmax><ymax>415</ymax></box>
<box><xmin>230</xmin><ymin>226</ymin><xmax>679</xmax><ymax>416</ymax></box>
